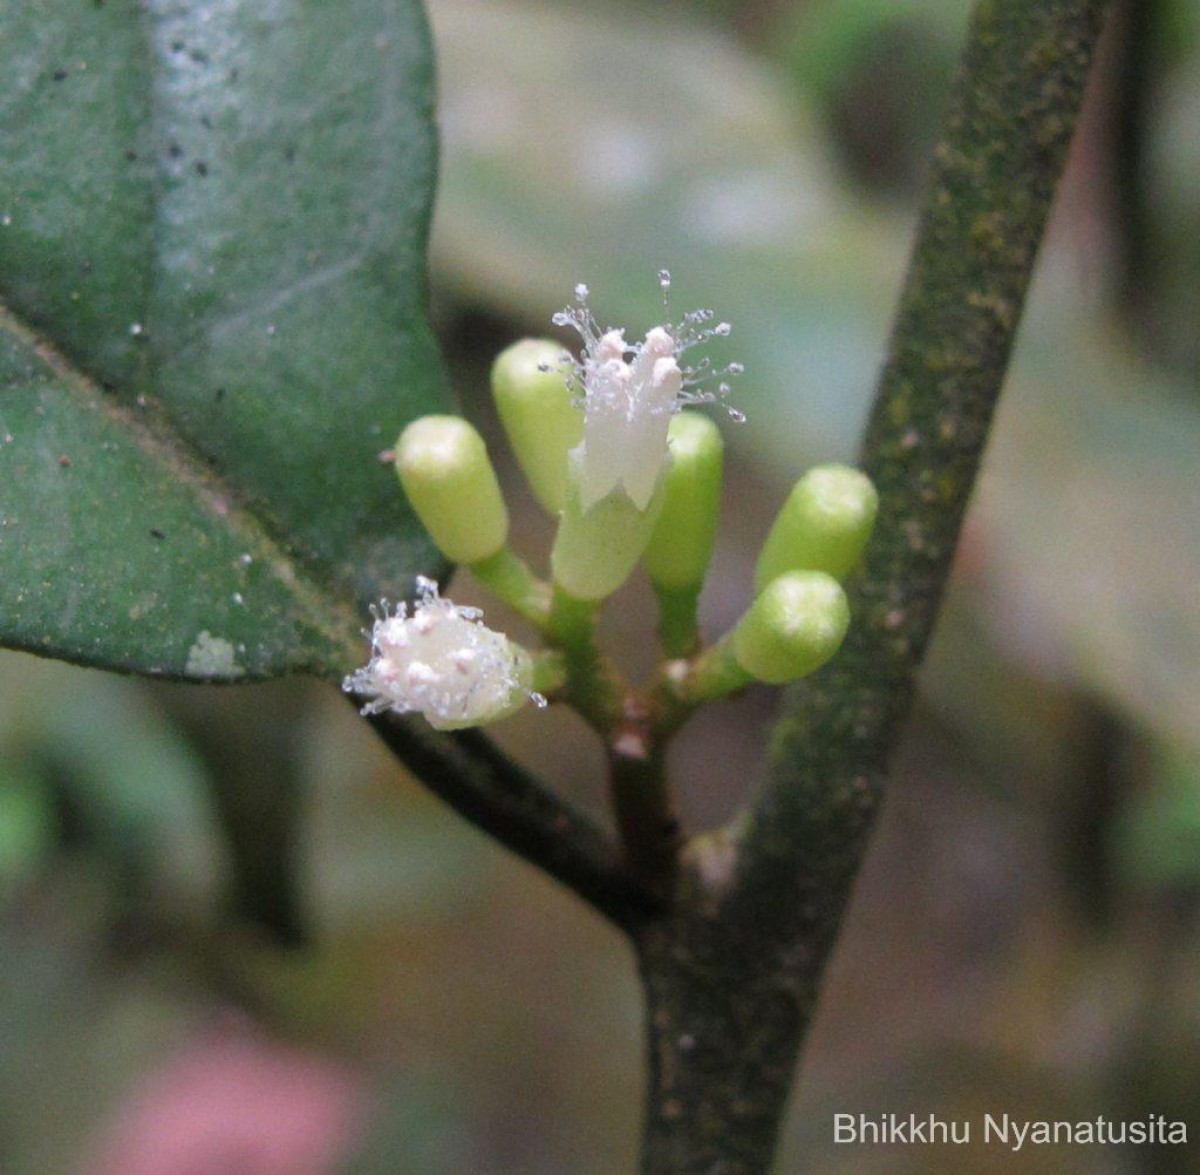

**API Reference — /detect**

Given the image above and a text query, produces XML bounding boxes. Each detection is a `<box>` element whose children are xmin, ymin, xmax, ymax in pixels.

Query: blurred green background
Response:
<box><xmin>2</xmin><ymin>0</ymin><xmax>1199</xmax><ymax>1170</ymax></box>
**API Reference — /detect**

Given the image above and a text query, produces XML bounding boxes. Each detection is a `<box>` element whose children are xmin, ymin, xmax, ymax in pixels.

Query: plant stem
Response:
<box><xmin>738</xmin><ymin>0</ymin><xmax>1111</xmax><ymax>946</ymax></box>
<box><xmin>677</xmin><ymin>635</ymin><xmax>753</xmax><ymax>708</ymax></box>
<box><xmin>529</xmin><ymin>649</ymin><xmax>567</xmax><ymax>697</ymax></box>
<box><xmin>653</xmin><ymin>583</ymin><xmax>702</xmax><ymax>659</ymax></box>
<box><xmin>365</xmin><ymin>707</ymin><xmax>658</xmax><ymax>928</ymax></box>
<box><xmin>609</xmin><ymin>716</ymin><xmax>680</xmax><ymax>896</ymax></box>
<box><xmin>635</xmin><ymin>901</ymin><xmax>805</xmax><ymax>1174</ymax></box>
<box><xmin>637</xmin><ymin>0</ymin><xmax>1112</xmax><ymax>1168</ymax></box>
<box><xmin>642</xmin><ymin>636</ymin><xmax>752</xmax><ymax>740</ymax></box>
<box><xmin>548</xmin><ymin>586</ymin><xmax>625</xmax><ymax>730</ymax></box>
<box><xmin>469</xmin><ymin>546</ymin><xmax>551</xmax><ymax>626</ymax></box>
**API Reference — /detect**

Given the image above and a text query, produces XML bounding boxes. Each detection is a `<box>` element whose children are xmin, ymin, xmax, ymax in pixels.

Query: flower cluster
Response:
<box><xmin>344</xmin><ymin>275</ymin><xmax>876</xmax><ymax>730</ymax></box>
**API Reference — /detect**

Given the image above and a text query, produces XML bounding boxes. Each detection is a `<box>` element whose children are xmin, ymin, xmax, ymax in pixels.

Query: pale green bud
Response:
<box><xmin>732</xmin><ymin>571</ymin><xmax>850</xmax><ymax>684</ymax></box>
<box><xmin>643</xmin><ymin>412</ymin><xmax>724</xmax><ymax>592</ymax></box>
<box><xmin>550</xmin><ymin>452</ymin><xmax>666</xmax><ymax>601</ymax></box>
<box><xmin>395</xmin><ymin>416</ymin><xmax>508</xmax><ymax>564</ymax></box>
<box><xmin>754</xmin><ymin>465</ymin><xmax>878</xmax><ymax>593</ymax></box>
<box><xmin>491</xmin><ymin>339</ymin><xmax>584</xmax><ymax>515</ymax></box>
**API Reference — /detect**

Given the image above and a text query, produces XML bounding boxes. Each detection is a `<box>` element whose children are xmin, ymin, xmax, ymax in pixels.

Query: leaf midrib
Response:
<box><xmin>2</xmin><ymin>298</ymin><xmax>365</xmax><ymax>674</ymax></box>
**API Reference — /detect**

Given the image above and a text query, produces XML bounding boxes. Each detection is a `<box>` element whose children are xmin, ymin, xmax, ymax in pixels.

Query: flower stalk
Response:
<box><xmin>468</xmin><ymin>547</ymin><xmax>551</xmax><ymax>626</ymax></box>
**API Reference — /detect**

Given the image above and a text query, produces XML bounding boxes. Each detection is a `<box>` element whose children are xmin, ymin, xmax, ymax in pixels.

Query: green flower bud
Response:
<box><xmin>395</xmin><ymin>416</ymin><xmax>508</xmax><ymax>564</ymax></box>
<box><xmin>754</xmin><ymin>465</ymin><xmax>878</xmax><ymax>593</ymax></box>
<box><xmin>491</xmin><ymin>339</ymin><xmax>584</xmax><ymax>515</ymax></box>
<box><xmin>732</xmin><ymin>571</ymin><xmax>849</xmax><ymax>684</ymax></box>
<box><xmin>550</xmin><ymin>453</ymin><xmax>666</xmax><ymax>601</ymax></box>
<box><xmin>643</xmin><ymin>412</ymin><xmax>724</xmax><ymax>592</ymax></box>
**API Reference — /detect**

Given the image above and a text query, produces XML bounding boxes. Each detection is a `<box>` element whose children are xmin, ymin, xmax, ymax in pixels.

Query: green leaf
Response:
<box><xmin>0</xmin><ymin>0</ymin><xmax>450</xmax><ymax>680</ymax></box>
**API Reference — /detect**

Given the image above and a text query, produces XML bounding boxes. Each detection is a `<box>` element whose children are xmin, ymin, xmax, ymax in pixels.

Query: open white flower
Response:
<box><xmin>552</xmin><ymin>272</ymin><xmax>742</xmax><ymax>513</ymax></box>
<box><xmin>343</xmin><ymin>578</ymin><xmax>542</xmax><ymax>730</ymax></box>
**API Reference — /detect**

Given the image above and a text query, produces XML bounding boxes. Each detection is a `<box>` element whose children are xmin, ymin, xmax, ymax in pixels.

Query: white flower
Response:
<box><xmin>343</xmin><ymin>578</ymin><xmax>543</xmax><ymax>730</ymax></box>
<box><xmin>552</xmin><ymin>272</ymin><xmax>742</xmax><ymax>512</ymax></box>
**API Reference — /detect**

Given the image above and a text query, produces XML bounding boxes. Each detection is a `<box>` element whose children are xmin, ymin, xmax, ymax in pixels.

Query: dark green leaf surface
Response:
<box><xmin>1</xmin><ymin>0</ymin><xmax>449</xmax><ymax>680</ymax></box>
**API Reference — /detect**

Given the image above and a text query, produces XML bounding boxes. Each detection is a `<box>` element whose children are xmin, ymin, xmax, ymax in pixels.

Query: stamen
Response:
<box><xmin>343</xmin><ymin>581</ymin><xmax>538</xmax><ymax>728</ymax></box>
<box><xmin>551</xmin><ymin>273</ymin><xmax>744</xmax><ymax>511</ymax></box>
